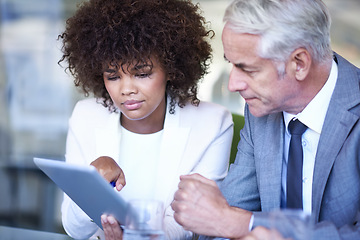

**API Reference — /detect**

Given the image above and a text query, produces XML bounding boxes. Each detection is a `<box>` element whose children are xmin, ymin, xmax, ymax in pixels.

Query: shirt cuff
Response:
<box><xmin>248</xmin><ymin>214</ymin><xmax>254</xmax><ymax>231</ymax></box>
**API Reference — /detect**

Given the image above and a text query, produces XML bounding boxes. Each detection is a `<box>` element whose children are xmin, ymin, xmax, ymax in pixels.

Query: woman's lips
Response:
<box><xmin>122</xmin><ymin>100</ymin><xmax>144</xmax><ymax>110</ymax></box>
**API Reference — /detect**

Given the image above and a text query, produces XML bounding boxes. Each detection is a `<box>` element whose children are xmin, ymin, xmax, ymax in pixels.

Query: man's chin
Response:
<box><xmin>248</xmin><ymin>106</ymin><xmax>270</xmax><ymax>118</ymax></box>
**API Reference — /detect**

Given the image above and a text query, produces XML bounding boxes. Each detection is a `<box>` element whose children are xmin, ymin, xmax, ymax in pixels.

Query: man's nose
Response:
<box><xmin>228</xmin><ymin>67</ymin><xmax>247</xmax><ymax>92</ymax></box>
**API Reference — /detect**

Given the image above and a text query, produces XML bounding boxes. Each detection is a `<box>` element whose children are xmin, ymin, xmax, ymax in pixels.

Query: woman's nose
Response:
<box><xmin>121</xmin><ymin>76</ymin><xmax>137</xmax><ymax>95</ymax></box>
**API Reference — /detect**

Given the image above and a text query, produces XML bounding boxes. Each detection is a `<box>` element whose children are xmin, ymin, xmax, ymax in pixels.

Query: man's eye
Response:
<box><xmin>243</xmin><ymin>69</ymin><xmax>256</xmax><ymax>75</ymax></box>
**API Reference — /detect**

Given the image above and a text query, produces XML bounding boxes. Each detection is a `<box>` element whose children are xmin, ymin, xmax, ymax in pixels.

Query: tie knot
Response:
<box><xmin>288</xmin><ymin>119</ymin><xmax>307</xmax><ymax>135</ymax></box>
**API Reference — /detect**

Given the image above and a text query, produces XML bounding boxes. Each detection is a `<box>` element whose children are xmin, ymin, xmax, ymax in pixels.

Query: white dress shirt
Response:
<box><xmin>282</xmin><ymin>60</ymin><xmax>338</xmax><ymax>214</ymax></box>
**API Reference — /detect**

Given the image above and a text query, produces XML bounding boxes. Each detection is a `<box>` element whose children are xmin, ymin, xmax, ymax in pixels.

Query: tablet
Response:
<box><xmin>33</xmin><ymin>157</ymin><xmax>128</xmax><ymax>229</ymax></box>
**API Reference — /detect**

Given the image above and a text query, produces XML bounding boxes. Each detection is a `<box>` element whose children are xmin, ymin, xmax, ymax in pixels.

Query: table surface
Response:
<box><xmin>0</xmin><ymin>225</ymin><xmax>73</xmax><ymax>239</ymax></box>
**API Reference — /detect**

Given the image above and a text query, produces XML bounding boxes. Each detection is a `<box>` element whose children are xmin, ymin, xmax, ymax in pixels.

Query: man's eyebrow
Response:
<box><xmin>234</xmin><ymin>63</ymin><xmax>247</xmax><ymax>69</ymax></box>
<box><xmin>223</xmin><ymin>54</ymin><xmax>247</xmax><ymax>69</ymax></box>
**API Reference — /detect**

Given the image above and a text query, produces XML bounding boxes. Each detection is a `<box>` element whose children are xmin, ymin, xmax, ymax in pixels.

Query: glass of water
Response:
<box><xmin>269</xmin><ymin>209</ymin><xmax>313</xmax><ymax>240</ymax></box>
<box><xmin>123</xmin><ymin>199</ymin><xmax>165</xmax><ymax>240</ymax></box>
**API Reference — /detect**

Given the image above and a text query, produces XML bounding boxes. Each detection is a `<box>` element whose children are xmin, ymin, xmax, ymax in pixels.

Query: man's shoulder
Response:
<box><xmin>334</xmin><ymin>52</ymin><xmax>360</xmax><ymax>77</ymax></box>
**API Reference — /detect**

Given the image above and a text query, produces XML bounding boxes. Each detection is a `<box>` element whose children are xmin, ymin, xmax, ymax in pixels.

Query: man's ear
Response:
<box><xmin>290</xmin><ymin>48</ymin><xmax>311</xmax><ymax>81</ymax></box>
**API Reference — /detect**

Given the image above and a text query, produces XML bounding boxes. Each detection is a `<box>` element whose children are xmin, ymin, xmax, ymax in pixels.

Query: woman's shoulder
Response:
<box><xmin>70</xmin><ymin>98</ymin><xmax>118</xmax><ymax>124</ymax></box>
<box><xmin>178</xmin><ymin>100</ymin><xmax>232</xmax><ymax>125</ymax></box>
<box><xmin>182</xmin><ymin>100</ymin><xmax>231</xmax><ymax>116</ymax></box>
<box><xmin>73</xmin><ymin>98</ymin><xmax>110</xmax><ymax>113</ymax></box>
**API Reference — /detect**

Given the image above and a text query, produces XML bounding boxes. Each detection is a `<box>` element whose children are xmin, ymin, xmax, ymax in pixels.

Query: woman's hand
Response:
<box><xmin>236</xmin><ymin>226</ymin><xmax>289</xmax><ymax>240</ymax></box>
<box><xmin>90</xmin><ymin>156</ymin><xmax>126</xmax><ymax>191</ymax></box>
<box><xmin>101</xmin><ymin>214</ymin><xmax>123</xmax><ymax>240</ymax></box>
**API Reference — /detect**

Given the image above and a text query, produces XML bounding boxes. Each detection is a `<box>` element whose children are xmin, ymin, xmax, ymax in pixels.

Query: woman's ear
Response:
<box><xmin>290</xmin><ymin>48</ymin><xmax>312</xmax><ymax>81</ymax></box>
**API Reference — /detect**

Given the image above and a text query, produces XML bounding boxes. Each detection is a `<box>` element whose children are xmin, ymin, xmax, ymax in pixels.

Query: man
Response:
<box><xmin>171</xmin><ymin>0</ymin><xmax>360</xmax><ymax>239</ymax></box>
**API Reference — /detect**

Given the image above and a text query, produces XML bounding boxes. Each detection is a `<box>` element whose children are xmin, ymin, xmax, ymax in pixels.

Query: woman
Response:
<box><xmin>58</xmin><ymin>0</ymin><xmax>233</xmax><ymax>239</ymax></box>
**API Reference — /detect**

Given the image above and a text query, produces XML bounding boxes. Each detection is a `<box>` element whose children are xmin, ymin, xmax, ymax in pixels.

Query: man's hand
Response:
<box><xmin>90</xmin><ymin>156</ymin><xmax>126</xmax><ymax>191</ymax></box>
<box><xmin>171</xmin><ymin>174</ymin><xmax>252</xmax><ymax>238</ymax></box>
<box><xmin>101</xmin><ymin>214</ymin><xmax>123</xmax><ymax>240</ymax></box>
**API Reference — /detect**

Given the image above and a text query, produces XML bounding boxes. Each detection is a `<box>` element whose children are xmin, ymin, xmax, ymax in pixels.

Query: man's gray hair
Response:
<box><xmin>224</xmin><ymin>0</ymin><xmax>333</xmax><ymax>66</ymax></box>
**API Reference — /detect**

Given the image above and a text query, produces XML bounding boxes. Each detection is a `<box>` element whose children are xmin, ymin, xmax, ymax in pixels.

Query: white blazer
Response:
<box><xmin>61</xmin><ymin>97</ymin><xmax>233</xmax><ymax>240</ymax></box>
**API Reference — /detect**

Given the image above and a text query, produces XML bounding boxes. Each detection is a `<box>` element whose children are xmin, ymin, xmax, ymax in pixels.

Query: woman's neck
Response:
<box><xmin>120</xmin><ymin>97</ymin><xmax>167</xmax><ymax>134</ymax></box>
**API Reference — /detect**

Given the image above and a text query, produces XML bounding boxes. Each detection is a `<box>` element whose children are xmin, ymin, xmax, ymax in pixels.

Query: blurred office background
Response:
<box><xmin>0</xmin><ymin>0</ymin><xmax>359</xmax><ymax>235</ymax></box>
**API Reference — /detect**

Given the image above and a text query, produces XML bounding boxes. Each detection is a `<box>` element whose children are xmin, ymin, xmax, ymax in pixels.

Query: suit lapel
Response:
<box><xmin>258</xmin><ymin>113</ymin><xmax>285</xmax><ymax>210</ymax></box>
<box><xmin>312</xmin><ymin>53</ymin><xmax>360</xmax><ymax>220</ymax></box>
<box><xmin>155</xmin><ymin>106</ymin><xmax>190</xmax><ymax>203</ymax></box>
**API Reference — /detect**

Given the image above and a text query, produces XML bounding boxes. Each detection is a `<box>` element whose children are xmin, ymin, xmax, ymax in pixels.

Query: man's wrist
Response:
<box><xmin>219</xmin><ymin>206</ymin><xmax>252</xmax><ymax>239</ymax></box>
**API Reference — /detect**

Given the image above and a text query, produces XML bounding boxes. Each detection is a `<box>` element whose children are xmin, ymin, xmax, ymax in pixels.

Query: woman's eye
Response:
<box><xmin>107</xmin><ymin>75</ymin><xmax>119</xmax><ymax>81</ymax></box>
<box><xmin>136</xmin><ymin>72</ymin><xmax>151</xmax><ymax>78</ymax></box>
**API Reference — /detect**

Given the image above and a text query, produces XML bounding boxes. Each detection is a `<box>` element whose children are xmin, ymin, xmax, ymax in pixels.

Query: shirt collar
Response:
<box><xmin>284</xmin><ymin>59</ymin><xmax>338</xmax><ymax>134</ymax></box>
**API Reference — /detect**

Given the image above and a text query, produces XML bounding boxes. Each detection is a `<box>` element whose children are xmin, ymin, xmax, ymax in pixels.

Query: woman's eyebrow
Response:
<box><xmin>103</xmin><ymin>68</ymin><xmax>117</xmax><ymax>73</ymax></box>
<box><xmin>133</xmin><ymin>63</ymin><xmax>152</xmax><ymax>70</ymax></box>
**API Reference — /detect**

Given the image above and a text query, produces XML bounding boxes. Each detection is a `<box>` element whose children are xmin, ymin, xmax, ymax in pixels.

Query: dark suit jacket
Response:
<box><xmin>205</xmin><ymin>53</ymin><xmax>360</xmax><ymax>240</ymax></box>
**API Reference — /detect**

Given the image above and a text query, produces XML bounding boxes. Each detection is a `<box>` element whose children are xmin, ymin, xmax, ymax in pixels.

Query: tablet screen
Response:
<box><xmin>33</xmin><ymin>157</ymin><xmax>128</xmax><ymax>229</ymax></box>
